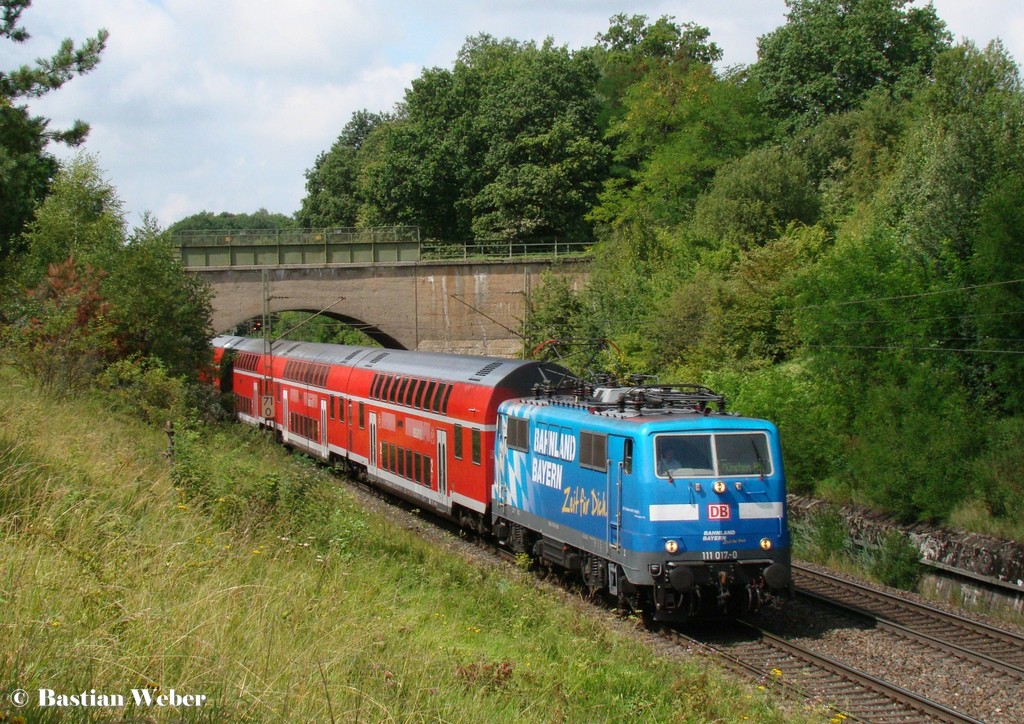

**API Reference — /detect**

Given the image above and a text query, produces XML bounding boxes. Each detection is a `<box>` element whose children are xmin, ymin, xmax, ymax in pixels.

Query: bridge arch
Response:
<box><xmin>191</xmin><ymin>259</ymin><xmax>589</xmax><ymax>357</ymax></box>
<box><xmin>228</xmin><ymin>309</ymin><xmax>407</xmax><ymax>350</ymax></box>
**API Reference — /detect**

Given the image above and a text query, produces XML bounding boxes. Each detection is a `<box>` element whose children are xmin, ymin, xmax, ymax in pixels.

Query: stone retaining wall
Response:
<box><xmin>788</xmin><ymin>495</ymin><xmax>1024</xmax><ymax>591</ymax></box>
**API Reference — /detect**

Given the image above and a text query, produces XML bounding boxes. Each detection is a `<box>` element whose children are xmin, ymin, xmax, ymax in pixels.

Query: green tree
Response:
<box><xmin>297</xmin><ymin>109</ymin><xmax>389</xmax><ymax>228</ymax></box>
<box><xmin>969</xmin><ymin>173</ymin><xmax>1024</xmax><ymax>413</ymax></box>
<box><xmin>591</xmin><ymin>65</ymin><xmax>772</xmax><ymax>229</ymax></box>
<box><xmin>591</xmin><ymin>13</ymin><xmax>722</xmax><ymax>129</ymax></box>
<box><xmin>167</xmin><ymin>209</ymin><xmax>297</xmax><ymax>233</ymax></box>
<box><xmin>18</xmin><ymin>152</ymin><xmax>124</xmax><ymax>283</ymax></box>
<box><xmin>104</xmin><ymin>214</ymin><xmax>214</xmax><ymax>378</ymax></box>
<box><xmin>7</xmin><ymin>156</ymin><xmax>214</xmax><ymax>383</ymax></box>
<box><xmin>689</xmin><ymin>145</ymin><xmax>820</xmax><ymax>252</ymax></box>
<box><xmin>357</xmin><ymin>35</ymin><xmax>607</xmax><ymax>242</ymax></box>
<box><xmin>753</xmin><ymin>0</ymin><xmax>949</xmax><ymax>128</ymax></box>
<box><xmin>468</xmin><ymin>38</ymin><xmax>607</xmax><ymax>240</ymax></box>
<box><xmin>0</xmin><ymin>0</ymin><xmax>107</xmax><ymax>262</ymax></box>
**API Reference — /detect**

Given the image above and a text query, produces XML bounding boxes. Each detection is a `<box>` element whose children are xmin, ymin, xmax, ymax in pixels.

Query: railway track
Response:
<box><xmin>664</xmin><ymin>621</ymin><xmax>982</xmax><ymax>723</ymax></box>
<box><xmin>340</xmin><ymin>473</ymin><xmax>1017</xmax><ymax>721</ymax></box>
<box><xmin>793</xmin><ymin>563</ymin><xmax>1024</xmax><ymax>673</ymax></box>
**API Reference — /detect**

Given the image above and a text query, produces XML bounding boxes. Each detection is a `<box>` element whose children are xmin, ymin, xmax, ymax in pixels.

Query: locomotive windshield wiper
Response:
<box><xmin>751</xmin><ymin>439</ymin><xmax>766</xmax><ymax>477</ymax></box>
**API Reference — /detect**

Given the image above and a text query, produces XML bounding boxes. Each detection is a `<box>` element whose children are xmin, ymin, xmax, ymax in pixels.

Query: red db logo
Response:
<box><xmin>708</xmin><ymin>504</ymin><xmax>731</xmax><ymax>520</ymax></box>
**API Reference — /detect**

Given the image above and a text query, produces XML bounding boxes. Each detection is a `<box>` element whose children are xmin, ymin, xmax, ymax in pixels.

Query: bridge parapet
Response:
<box><xmin>174</xmin><ymin>226</ymin><xmax>591</xmax><ymax>269</ymax></box>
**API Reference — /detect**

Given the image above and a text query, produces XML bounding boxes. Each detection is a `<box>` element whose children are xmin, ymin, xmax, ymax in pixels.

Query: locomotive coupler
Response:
<box><xmin>716</xmin><ymin>570</ymin><xmax>731</xmax><ymax>608</ymax></box>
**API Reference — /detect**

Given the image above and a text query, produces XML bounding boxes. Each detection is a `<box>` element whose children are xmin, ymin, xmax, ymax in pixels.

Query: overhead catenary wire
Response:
<box><xmin>805</xmin><ymin>343</ymin><xmax>1024</xmax><ymax>356</ymax></box>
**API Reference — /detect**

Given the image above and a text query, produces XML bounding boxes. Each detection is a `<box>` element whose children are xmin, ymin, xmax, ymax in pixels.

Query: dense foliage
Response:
<box><xmin>293</xmin><ymin>3</ymin><xmax>1023</xmax><ymax>532</ymax></box>
<box><xmin>167</xmin><ymin>208</ymin><xmax>298</xmax><ymax>234</ymax></box>
<box><xmin>2</xmin><ymin>155</ymin><xmax>215</xmax><ymax>389</ymax></box>
<box><xmin>2</xmin><ymin>1</ymin><xmax>1021</xmax><ymax>535</ymax></box>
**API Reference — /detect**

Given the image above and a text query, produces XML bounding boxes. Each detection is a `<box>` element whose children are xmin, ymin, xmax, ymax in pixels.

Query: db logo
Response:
<box><xmin>708</xmin><ymin>504</ymin><xmax>731</xmax><ymax>520</ymax></box>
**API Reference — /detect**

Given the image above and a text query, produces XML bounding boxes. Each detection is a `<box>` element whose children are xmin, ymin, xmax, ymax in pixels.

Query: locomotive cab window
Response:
<box><xmin>717</xmin><ymin>433</ymin><xmax>772</xmax><ymax>476</ymax></box>
<box><xmin>655</xmin><ymin>433</ymin><xmax>772</xmax><ymax>478</ymax></box>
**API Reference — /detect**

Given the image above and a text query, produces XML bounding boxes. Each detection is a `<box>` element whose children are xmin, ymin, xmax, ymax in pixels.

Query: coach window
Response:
<box><xmin>414</xmin><ymin>453</ymin><xmax>422</xmax><ymax>484</ymax></box>
<box><xmin>404</xmin><ymin>379</ymin><xmax>418</xmax><ymax>407</ymax></box>
<box><xmin>371</xmin><ymin>374</ymin><xmax>382</xmax><ymax>399</ymax></box>
<box><xmin>441</xmin><ymin>385</ymin><xmax>454</xmax><ymax>414</ymax></box>
<box><xmin>423</xmin><ymin>457</ymin><xmax>432</xmax><ymax>488</ymax></box>
<box><xmin>413</xmin><ymin>380</ymin><xmax>427</xmax><ymax>409</ymax></box>
<box><xmin>471</xmin><ymin>429</ymin><xmax>482</xmax><ymax>465</ymax></box>
<box><xmin>397</xmin><ymin>378</ymin><xmax>411</xmax><ymax>406</ymax></box>
<box><xmin>358</xmin><ymin>402</ymin><xmax>365</xmax><ymax>429</ymax></box>
<box><xmin>381</xmin><ymin>442</ymin><xmax>389</xmax><ymax>470</ymax></box>
<box><xmin>454</xmin><ymin>424</ymin><xmax>464</xmax><ymax>460</ymax></box>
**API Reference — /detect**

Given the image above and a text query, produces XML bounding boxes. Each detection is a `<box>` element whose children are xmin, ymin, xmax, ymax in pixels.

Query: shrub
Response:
<box><xmin>868</xmin><ymin>530</ymin><xmax>922</xmax><ymax>590</ymax></box>
<box><xmin>791</xmin><ymin>504</ymin><xmax>851</xmax><ymax>564</ymax></box>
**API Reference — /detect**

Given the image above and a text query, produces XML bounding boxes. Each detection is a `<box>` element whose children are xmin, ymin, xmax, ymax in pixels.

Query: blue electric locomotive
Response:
<box><xmin>492</xmin><ymin>383</ymin><xmax>791</xmax><ymax>620</ymax></box>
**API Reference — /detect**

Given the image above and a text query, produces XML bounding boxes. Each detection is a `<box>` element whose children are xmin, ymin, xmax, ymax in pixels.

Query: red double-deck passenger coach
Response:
<box><xmin>212</xmin><ymin>335</ymin><xmax>570</xmax><ymax>530</ymax></box>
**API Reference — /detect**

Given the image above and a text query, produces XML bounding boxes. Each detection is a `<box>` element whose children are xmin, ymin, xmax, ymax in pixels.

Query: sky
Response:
<box><xmin>2</xmin><ymin>1</ymin><xmax>1022</xmax><ymax>230</ymax></box>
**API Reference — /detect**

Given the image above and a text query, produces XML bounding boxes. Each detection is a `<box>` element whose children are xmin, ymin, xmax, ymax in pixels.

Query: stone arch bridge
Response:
<box><xmin>178</xmin><ymin>229</ymin><xmax>590</xmax><ymax>358</ymax></box>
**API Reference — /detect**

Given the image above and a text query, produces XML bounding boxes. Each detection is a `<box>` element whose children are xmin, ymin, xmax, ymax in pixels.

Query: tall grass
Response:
<box><xmin>0</xmin><ymin>369</ymin><xmax>804</xmax><ymax>722</ymax></box>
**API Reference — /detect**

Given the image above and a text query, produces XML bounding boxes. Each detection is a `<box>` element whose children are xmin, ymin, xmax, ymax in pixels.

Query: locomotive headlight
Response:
<box><xmin>713</xmin><ymin>480</ymin><xmax>727</xmax><ymax>494</ymax></box>
<box><xmin>665</xmin><ymin>539</ymin><xmax>679</xmax><ymax>554</ymax></box>
<box><xmin>760</xmin><ymin>538</ymin><xmax>773</xmax><ymax>551</ymax></box>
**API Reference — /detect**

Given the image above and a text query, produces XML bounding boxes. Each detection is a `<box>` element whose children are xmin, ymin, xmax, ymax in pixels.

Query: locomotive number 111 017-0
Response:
<box><xmin>702</xmin><ymin>550</ymin><xmax>739</xmax><ymax>561</ymax></box>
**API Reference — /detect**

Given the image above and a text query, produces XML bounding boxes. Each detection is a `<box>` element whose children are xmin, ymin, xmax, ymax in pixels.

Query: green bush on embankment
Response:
<box><xmin>0</xmin><ymin>369</ymin><xmax>806</xmax><ymax>722</ymax></box>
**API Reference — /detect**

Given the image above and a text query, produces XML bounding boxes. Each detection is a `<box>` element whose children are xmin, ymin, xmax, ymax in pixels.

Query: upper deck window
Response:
<box><xmin>655</xmin><ymin>433</ymin><xmax>772</xmax><ymax>478</ymax></box>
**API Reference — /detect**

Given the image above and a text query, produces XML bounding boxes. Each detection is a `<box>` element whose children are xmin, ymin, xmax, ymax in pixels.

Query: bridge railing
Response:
<box><xmin>173</xmin><ymin>227</ymin><xmax>591</xmax><ymax>268</ymax></box>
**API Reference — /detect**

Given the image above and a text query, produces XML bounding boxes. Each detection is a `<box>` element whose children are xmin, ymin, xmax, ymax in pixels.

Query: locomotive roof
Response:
<box><xmin>500</xmin><ymin>396</ymin><xmax>777</xmax><ymax>434</ymax></box>
<box><xmin>213</xmin><ymin>335</ymin><xmax>572</xmax><ymax>389</ymax></box>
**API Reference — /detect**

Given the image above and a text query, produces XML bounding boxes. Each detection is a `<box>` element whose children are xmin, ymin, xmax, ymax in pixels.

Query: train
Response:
<box><xmin>212</xmin><ymin>335</ymin><xmax>791</xmax><ymax>620</ymax></box>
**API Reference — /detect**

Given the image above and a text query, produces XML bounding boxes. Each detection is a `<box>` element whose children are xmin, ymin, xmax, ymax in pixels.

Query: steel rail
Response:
<box><xmin>793</xmin><ymin>563</ymin><xmax>1024</xmax><ymax>667</ymax></box>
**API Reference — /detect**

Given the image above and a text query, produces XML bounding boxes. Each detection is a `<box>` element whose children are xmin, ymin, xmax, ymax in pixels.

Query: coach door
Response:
<box><xmin>606</xmin><ymin>435</ymin><xmax>633</xmax><ymax>552</ymax></box>
<box><xmin>282</xmin><ymin>392</ymin><xmax>290</xmax><ymax>444</ymax></box>
<box><xmin>368</xmin><ymin>412</ymin><xmax>378</xmax><ymax>476</ymax></box>
<box><xmin>436</xmin><ymin>429</ymin><xmax>449</xmax><ymax>498</ymax></box>
<box><xmin>320</xmin><ymin>398</ymin><xmax>329</xmax><ymax>459</ymax></box>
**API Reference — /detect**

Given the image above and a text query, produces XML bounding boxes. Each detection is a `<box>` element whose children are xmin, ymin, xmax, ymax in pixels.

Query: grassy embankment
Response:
<box><xmin>0</xmin><ymin>369</ymin><xmax>807</xmax><ymax>722</ymax></box>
